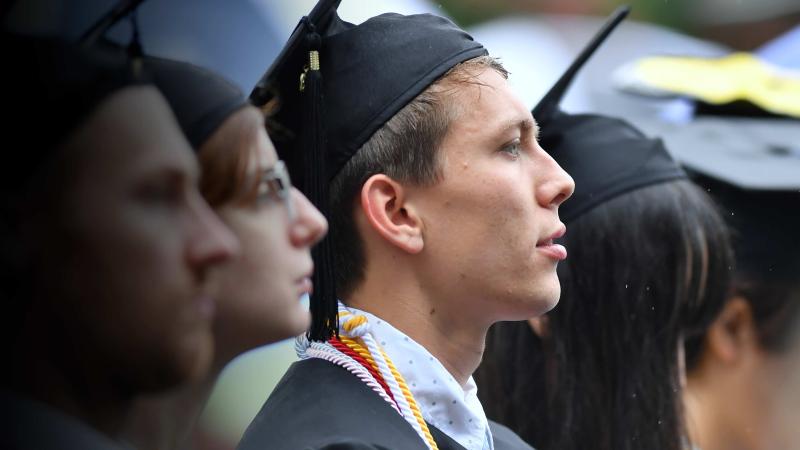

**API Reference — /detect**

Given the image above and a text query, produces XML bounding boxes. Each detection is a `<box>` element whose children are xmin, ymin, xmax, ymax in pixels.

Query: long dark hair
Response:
<box><xmin>476</xmin><ymin>179</ymin><xmax>733</xmax><ymax>450</ymax></box>
<box><xmin>684</xmin><ymin>176</ymin><xmax>800</xmax><ymax>368</ymax></box>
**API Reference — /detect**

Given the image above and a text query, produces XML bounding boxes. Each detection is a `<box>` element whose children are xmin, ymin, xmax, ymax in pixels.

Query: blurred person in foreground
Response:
<box><xmin>124</xmin><ymin>58</ymin><xmax>327</xmax><ymax>450</ymax></box>
<box><xmin>236</xmin><ymin>0</ymin><xmax>574</xmax><ymax>448</ymax></box>
<box><xmin>0</xmin><ymin>34</ymin><xmax>238</xmax><ymax>449</ymax></box>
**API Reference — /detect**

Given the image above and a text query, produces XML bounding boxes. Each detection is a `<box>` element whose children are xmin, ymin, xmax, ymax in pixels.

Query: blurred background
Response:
<box><xmin>4</xmin><ymin>0</ymin><xmax>799</xmax><ymax>448</ymax></box>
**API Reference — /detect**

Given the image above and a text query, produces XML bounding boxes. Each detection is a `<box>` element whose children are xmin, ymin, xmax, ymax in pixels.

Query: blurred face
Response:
<box><xmin>411</xmin><ymin>69</ymin><xmax>574</xmax><ymax>324</ymax></box>
<box><xmin>211</xmin><ymin>109</ymin><xmax>327</xmax><ymax>361</ymax></box>
<box><xmin>684</xmin><ymin>294</ymin><xmax>800</xmax><ymax>450</ymax></box>
<box><xmin>43</xmin><ymin>86</ymin><xmax>238</xmax><ymax>392</ymax></box>
<box><xmin>752</xmin><ymin>349</ymin><xmax>800</xmax><ymax>450</ymax></box>
<box><xmin>766</xmin><ymin>328</ymin><xmax>800</xmax><ymax>450</ymax></box>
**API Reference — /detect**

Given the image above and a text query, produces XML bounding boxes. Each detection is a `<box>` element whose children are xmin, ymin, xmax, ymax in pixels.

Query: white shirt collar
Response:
<box><xmin>345</xmin><ymin>305</ymin><xmax>494</xmax><ymax>450</ymax></box>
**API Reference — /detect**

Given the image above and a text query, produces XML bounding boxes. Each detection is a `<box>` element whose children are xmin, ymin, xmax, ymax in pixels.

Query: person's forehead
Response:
<box><xmin>449</xmin><ymin>71</ymin><xmax>535</xmax><ymax>133</ymax></box>
<box><xmin>73</xmin><ymin>85</ymin><xmax>198</xmax><ymax>175</ymax></box>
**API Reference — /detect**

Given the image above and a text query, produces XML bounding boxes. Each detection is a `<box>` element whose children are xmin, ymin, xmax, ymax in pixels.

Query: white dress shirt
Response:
<box><xmin>345</xmin><ymin>304</ymin><xmax>494</xmax><ymax>450</ymax></box>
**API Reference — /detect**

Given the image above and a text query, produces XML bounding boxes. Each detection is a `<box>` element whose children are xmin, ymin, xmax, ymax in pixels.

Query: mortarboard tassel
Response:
<box><xmin>300</xmin><ymin>22</ymin><xmax>338</xmax><ymax>342</ymax></box>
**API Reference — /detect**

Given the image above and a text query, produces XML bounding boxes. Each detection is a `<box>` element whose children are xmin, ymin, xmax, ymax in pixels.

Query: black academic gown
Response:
<box><xmin>237</xmin><ymin>358</ymin><xmax>533</xmax><ymax>450</ymax></box>
<box><xmin>0</xmin><ymin>390</ymin><xmax>128</xmax><ymax>450</ymax></box>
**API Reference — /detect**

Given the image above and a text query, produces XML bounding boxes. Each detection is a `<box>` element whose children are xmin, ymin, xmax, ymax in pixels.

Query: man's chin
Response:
<box><xmin>497</xmin><ymin>290</ymin><xmax>562</xmax><ymax>322</ymax></box>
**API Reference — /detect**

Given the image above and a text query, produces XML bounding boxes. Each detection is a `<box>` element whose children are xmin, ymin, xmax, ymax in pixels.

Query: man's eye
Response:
<box><xmin>501</xmin><ymin>140</ymin><xmax>522</xmax><ymax>158</ymax></box>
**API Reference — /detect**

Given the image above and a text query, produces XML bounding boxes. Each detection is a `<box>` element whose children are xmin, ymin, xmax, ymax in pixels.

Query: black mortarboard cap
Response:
<box><xmin>635</xmin><ymin>117</ymin><xmax>800</xmax><ymax>191</ymax></box>
<box><xmin>695</xmin><ymin>176</ymin><xmax>799</xmax><ymax>283</ymax></box>
<box><xmin>1</xmin><ymin>32</ymin><xmax>147</xmax><ymax>192</ymax></box>
<box><xmin>79</xmin><ymin>0</ymin><xmax>249</xmax><ymax>150</ymax></box>
<box><xmin>633</xmin><ymin>116</ymin><xmax>800</xmax><ymax>282</ymax></box>
<box><xmin>542</xmin><ymin>113</ymin><xmax>687</xmax><ymax>223</ymax></box>
<box><xmin>531</xmin><ymin>6</ymin><xmax>687</xmax><ymax>224</ymax></box>
<box><xmin>146</xmin><ymin>57</ymin><xmax>248</xmax><ymax>149</ymax></box>
<box><xmin>251</xmin><ymin>0</ymin><xmax>488</xmax><ymax>341</ymax></box>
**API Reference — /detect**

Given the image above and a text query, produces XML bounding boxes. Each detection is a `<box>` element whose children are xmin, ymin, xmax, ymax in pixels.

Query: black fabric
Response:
<box><xmin>146</xmin><ymin>56</ymin><xmax>248</xmax><ymax>149</ymax></box>
<box><xmin>540</xmin><ymin>111</ymin><xmax>686</xmax><ymax>224</ymax></box>
<box><xmin>690</xmin><ymin>174</ymin><xmax>800</xmax><ymax>282</ymax></box>
<box><xmin>91</xmin><ymin>38</ymin><xmax>249</xmax><ymax>152</ymax></box>
<box><xmin>634</xmin><ymin>116</ymin><xmax>800</xmax><ymax>191</ymax></box>
<box><xmin>0</xmin><ymin>33</ymin><xmax>146</xmax><ymax>192</ymax></box>
<box><xmin>489</xmin><ymin>421</ymin><xmax>536</xmax><ymax>450</ymax></box>
<box><xmin>236</xmin><ymin>359</ymin><xmax>534</xmax><ymax>450</ymax></box>
<box><xmin>251</xmin><ymin>5</ymin><xmax>487</xmax><ymax>187</ymax></box>
<box><xmin>237</xmin><ymin>358</ymin><xmax>428</xmax><ymax>450</ymax></box>
<box><xmin>0</xmin><ymin>391</ymin><xmax>126</xmax><ymax>450</ymax></box>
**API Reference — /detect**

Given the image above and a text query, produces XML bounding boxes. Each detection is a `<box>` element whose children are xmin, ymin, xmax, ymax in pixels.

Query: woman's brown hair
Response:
<box><xmin>198</xmin><ymin>105</ymin><xmax>266</xmax><ymax>208</ymax></box>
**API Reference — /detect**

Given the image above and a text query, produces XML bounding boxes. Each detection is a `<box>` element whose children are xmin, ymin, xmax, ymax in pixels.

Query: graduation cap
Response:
<box><xmin>612</xmin><ymin>42</ymin><xmax>800</xmax><ymax>283</ymax></box>
<box><xmin>0</xmin><ymin>32</ymin><xmax>147</xmax><ymax>193</ymax></box>
<box><xmin>531</xmin><ymin>5</ymin><xmax>687</xmax><ymax>224</ymax></box>
<box><xmin>145</xmin><ymin>57</ymin><xmax>248</xmax><ymax>150</ymax></box>
<box><xmin>697</xmin><ymin>175</ymin><xmax>799</xmax><ymax>282</ymax></box>
<box><xmin>251</xmin><ymin>0</ymin><xmax>488</xmax><ymax>341</ymax></box>
<box><xmin>79</xmin><ymin>0</ymin><xmax>250</xmax><ymax>150</ymax></box>
<box><xmin>629</xmin><ymin>115</ymin><xmax>800</xmax><ymax>282</ymax></box>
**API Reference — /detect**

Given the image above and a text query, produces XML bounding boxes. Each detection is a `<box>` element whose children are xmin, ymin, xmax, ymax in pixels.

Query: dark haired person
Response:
<box><xmin>681</xmin><ymin>172</ymin><xmax>800</xmax><ymax>450</ymax></box>
<box><xmin>0</xmin><ymin>35</ymin><xmax>238</xmax><ymax>450</ymax></box>
<box><xmin>475</xmin><ymin>15</ymin><xmax>734</xmax><ymax>450</ymax></box>
<box><xmin>475</xmin><ymin>117</ymin><xmax>733</xmax><ymax>450</ymax></box>
<box><xmin>630</xmin><ymin>78</ymin><xmax>800</xmax><ymax>450</ymax></box>
<box><xmin>236</xmin><ymin>1</ymin><xmax>573</xmax><ymax>449</ymax></box>
<box><xmin>125</xmin><ymin>59</ymin><xmax>327</xmax><ymax>450</ymax></box>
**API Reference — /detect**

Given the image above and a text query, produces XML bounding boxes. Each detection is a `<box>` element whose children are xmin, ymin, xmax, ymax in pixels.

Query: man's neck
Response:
<box><xmin>347</xmin><ymin>274</ymin><xmax>489</xmax><ymax>387</ymax></box>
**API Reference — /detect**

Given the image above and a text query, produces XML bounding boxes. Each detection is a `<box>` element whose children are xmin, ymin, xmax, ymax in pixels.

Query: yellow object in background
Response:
<box><xmin>618</xmin><ymin>53</ymin><xmax>800</xmax><ymax>118</ymax></box>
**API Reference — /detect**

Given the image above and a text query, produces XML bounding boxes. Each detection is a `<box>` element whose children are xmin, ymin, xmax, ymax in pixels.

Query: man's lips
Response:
<box><xmin>537</xmin><ymin>224</ymin><xmax>568</xmax><ymax>261</ymax></box>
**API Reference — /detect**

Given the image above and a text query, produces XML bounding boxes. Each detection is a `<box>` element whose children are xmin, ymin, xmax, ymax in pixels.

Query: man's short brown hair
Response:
<box><xmin>329</xmin><ymin>55</ymin><xmax>508</xmax><ymax>297</ymax></box>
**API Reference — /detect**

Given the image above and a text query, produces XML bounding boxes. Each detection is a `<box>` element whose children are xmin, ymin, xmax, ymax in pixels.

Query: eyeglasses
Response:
<box><xmin>259</xmin><ymin>160</ymin><xmax>296</xmax><ymax>220</ymax></box>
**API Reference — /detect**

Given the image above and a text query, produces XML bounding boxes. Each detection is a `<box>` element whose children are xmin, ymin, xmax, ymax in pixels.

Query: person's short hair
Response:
<box><xmin>329</xmin><ymin>55</ymin><xmax>507</xmax><ymax>297</ymax></box>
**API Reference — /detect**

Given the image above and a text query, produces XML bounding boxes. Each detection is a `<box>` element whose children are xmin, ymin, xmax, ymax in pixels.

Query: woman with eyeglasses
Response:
<box><xmin>125</xmin><ymin>58</ymin><xmax>327</xmax><ymax>450</ymax></box>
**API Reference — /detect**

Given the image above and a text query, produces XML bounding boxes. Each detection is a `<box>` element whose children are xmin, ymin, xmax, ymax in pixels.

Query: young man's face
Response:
<box><xmin>410</xmin><ymin>68</ymin><xmax>574</xmax><ymax>325</ymax></box>
<box><xmin>42</xmin><ymin>86</ymin><xmax>238</xmax><ymax>392</ymax></box>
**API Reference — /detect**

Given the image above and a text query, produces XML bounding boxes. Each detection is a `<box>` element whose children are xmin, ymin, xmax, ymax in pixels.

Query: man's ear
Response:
<box><xmin>360</xmin><ymin>174</ymin><xmax>424</xmax><ymax>254</ymax></box>
<box><xmin>705</xmin><ymin>296</ymin><xmax>758</xmax><ymax>365</ymax></box>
